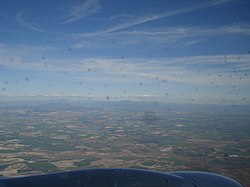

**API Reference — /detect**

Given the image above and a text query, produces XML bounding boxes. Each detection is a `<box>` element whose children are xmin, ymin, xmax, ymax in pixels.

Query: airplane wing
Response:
<box><xmin>0</xmin><ymin>168</ymin><xmax>244</xmax><ymax>187</ymax></box>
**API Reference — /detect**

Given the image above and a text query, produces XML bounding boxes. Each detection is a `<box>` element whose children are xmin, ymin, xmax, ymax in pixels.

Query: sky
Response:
<box><xmin>0</xmin><ymin>0</ymin><xmax>250</xmax><ymax>104</ymax></box>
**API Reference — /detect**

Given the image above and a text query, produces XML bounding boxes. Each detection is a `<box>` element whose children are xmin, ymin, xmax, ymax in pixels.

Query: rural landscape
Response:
<box><xmin>0</xmin><ymin>98</ymin><xmax>249</xmax><ymax>186</ymax></box>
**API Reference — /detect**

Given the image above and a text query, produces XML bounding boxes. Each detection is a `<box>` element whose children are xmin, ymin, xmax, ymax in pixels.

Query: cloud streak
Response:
<box><xmin>1</xmin><ymin>42</ymin><xmax>249</xmax><ymax>86</ymax></box>
<box><xmin>16</xmin><ymin>12</ymin><xmax>47</xmax><ymax>33</ymax></box>
<box><xmin>71</xmin><ymin>24</ymin><xmax>250</xmax><ymax>50</ymax></box>
<box><xmin>63</xmin><ymin>0</ymin><xmax>100</xmax><ymax>24</ymax></box>
<box><xmin>112</xmin><ymin>24</ymin><xmax>250</xmax><ymax>37</ymax></box>
<box><xmin>75</xmin><ymin>0</ymin><xmax>236</xmax><ymax>37</ymax></box>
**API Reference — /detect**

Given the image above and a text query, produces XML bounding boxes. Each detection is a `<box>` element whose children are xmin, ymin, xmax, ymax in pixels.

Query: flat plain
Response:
<box><xmin>0</xmin><ymin>99</ymin><xmax>249</xmax><ymax>186</ymax></box>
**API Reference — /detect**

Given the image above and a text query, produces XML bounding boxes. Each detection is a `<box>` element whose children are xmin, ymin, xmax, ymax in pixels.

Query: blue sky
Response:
<box><xmin>0</xmin><ymin>0</ymin><xmax>250</xmax><ymax>104</ymax></box>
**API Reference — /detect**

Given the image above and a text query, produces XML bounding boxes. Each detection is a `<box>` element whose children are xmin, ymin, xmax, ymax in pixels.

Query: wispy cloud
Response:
<box><xmin>112</xmin><ymin>24</ymin><xmax>250</xmax><ymax>37</ymax></box>
<box><xmin>63</xmin><ymin>0</ymin><xmax>100</xmax><ymax>24</ymax></box>
<box><xmin>1</xmin><ymin>43</ymin><xmax>249</xmax><ymax>86</ymax></box>
<box><xmin>75</xmin><ymin>0</ymin><xmax>236</xmax><ymax>37</ymax></box>
<box><xmin>46</xmin><ymin>55</ymin><xmax>250</xmax><ymax>85</ymax></box>
<box><xmin>71</xmin><ymin>24</ymin><xmax>250</xmax><ymax>50</ymax></box>
<box><xmin>16</xmin><ymin>12</ymin><xmax>47</xmax><ymax>33</ymax></box>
